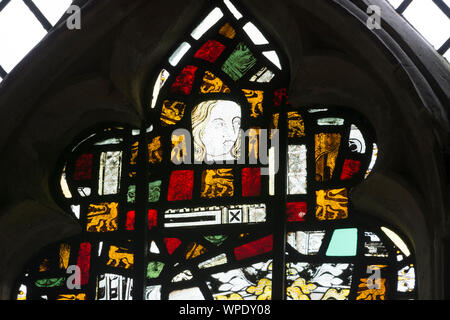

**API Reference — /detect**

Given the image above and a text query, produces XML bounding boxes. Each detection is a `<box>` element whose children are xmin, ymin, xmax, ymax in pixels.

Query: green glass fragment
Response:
<box><xmin>204</xmin><ymin>235</ymin><xmax>228</xmax><ymax>246</ymax></box>
<box><xmin>35</xmin><ymin>277</ymin><xmax>65</xmax><ymax>288</ymax></box>
<box><xmin>326</xmin><ymin>228</ymin><xmax>358</xmax><ymax>256</ymax></box>
<box><xmin>127</xmin><ymin>185</ymin><xmax>136</xmax><ymax>203</ymax></box>
<box><xmin>147</xmin><ymin>261</ymin><xmax>165</xmax><ymax>279</ymax></box>
<box><xmin>148</xmin><ymin>180</ymin><xmax>162</xmax><ymax>202</ymax></box>
<box><xmin>221</xmin><ymin>42</ymin><xmax>257</xmax><ymax>81</ymax></box>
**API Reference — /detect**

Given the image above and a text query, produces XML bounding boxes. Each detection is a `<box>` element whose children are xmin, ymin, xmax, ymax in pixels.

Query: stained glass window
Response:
<box><xmin>13</xmin><ymin>0</ymin><xmax>416</xmax><ymax>301</ymax></box>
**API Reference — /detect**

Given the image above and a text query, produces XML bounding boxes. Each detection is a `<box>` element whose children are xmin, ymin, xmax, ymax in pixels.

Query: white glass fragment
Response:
<box><xmin>149</xmin><ymin>241</ymin><xmax>160</xmax><ymax>254</ymax></box>
<box><xmin>307</xmin><ymin>108</ymin><xmax>328</xmax><ymax>113</ymax></box>
<box><xmin>317</xmin><ymin>118</ymin><xmax>344</xmax><ymax>126</ymax></box>
<box><xmin>77</xmin><ymin>187</ymin><xmax>91</xmax><ymax>197</ymax></box>
<box><xmin>208</xmin><ymin>260</ymin><xmax>272</xmax><ymax>299</ymax></box>
<box><xmin>287</xmin><ymin>145</ymin><xmax>307</xmax><ymax>195</ymax></box>
<box><xmin>249</xmin><ymin>67</ymin><xmax>275</xmax><ymax>83</ymax></box>
<box><xmin>349</xmin><ymin>124</ymin><xmax>366</xmax><ymax>153</ymax></box>
<box><xmin>262</xmin><ymin>50</ymin><xmax>282</xmax><ymax>69</ymax></box>
<box><xmin>164</xmin><ymin>203</ymin><xmax>266</xmax><ymax>228</ymax></box>
<box><xmin>169</xmin><ymin>42</ymin><xmax>191</xmax><ymax>67</ymax></box>
<box><xmin>365</xmin><ymin>143</ymin><xmax>378</xmax><ymax>178</ymax></box>
<box><xmin>223</xmin><ymin>0</ymin><xmax>243</xmax><ymax>19</ymax></box>
<box><xmin>98</xmin><ymin>151</ymin><xmax>122</xmax><ymax>195</ymax></box>
<box><xmin>145</xmin><ymin>285</ymin><xmax>162</xmax><ymax>300</ymax></box>
<box><xmin>191</xmin><ymin>7</ymin><xmax>223</xmax><ymax>40</ymax></box>
<box><xmin>94</xmin><ymin>138</ymin><xmax>123</xmax><ymax>145</ymax></box>
<box><xmin>150</xmin><ymin>69</ymin><xmax>170</xmax><ymax>109</ymax></box>
<box><xmin>169</xmin><ymin>287</ymin><xmax>205</xmax><ymax>300</ymax></box>
<box><xmin>96</xmin><ymin>273</ymin><xmax>133</xmax><ymax>300</ymax></box>
<box><xmin>268</xmin><ymin>146</ymin><xmax>276</xmax><ymax>196</ymax></box>
<box><xmin>60</xmin><ymin>167</ymin><xmax>72</xmax><ymax>199</ymax></box>
<box><xmin>243</xmin><ymin>22</ymin><xmax>269</xmax><ymax>45</ymax></box>
<box><xmin>381</xmin><ymin>226</ymin><xmax>411</xmax><ymax>257</ymax></box>
<box><xmin>70</xmin><ymin>204</ymin><xmax>80</xmax><ymax>219</ymax></box>
<box><xmin>171</xmin><ymin>270</ymin><xmax>193</xmax><ymax>282</ymax></box>
<box><xmin>198</xmin><ymin>253</ymin><xmax>227</xmax><ymax>269</ymax></box>
<box><xmin>397</xmin><ymin>265</ymin><xmax>415</xmax><ymax>293</ymax></box>
<box><xmin>98</xmin><ymin>241</ymin><xmax>103</xmax><ymax>257</ymax></box>
<box><xmin>286</xmin><ymin>231</ymin><xmax>325</xmax><ymax>255</ymax></box>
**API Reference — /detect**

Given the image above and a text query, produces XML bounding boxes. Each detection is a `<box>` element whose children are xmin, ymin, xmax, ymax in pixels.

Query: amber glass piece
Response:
<box><xmin>242</xmin><ymin>89</ymin><xmax>264</xmax><ymax>118</ymax></box>
<box><xmin>248</xmin><ymin>127</ymin><xmax>260</xmax><ymax>162</ymax></box>
<box><xmin>356</xmin><ymin>266</ymin><xmax>387</xmax><ymax>300</ymax></box>
<box><xmin>59</xmin><ymin>243</ymin><xmax>71</xmax><ymax>269</ymax></box>
<box><xmin>148</xmin><ymin>136</ymin><xmax>163</xmax><ymax>164</ymax></box>
<box><xmin>269</xmin><ymin>112</ymin><xmax>305</xmax><ymax>139</ymax></box>
<box><xmin>201</xmin><ymin>169</ymin><xmax>234</xmax><ymax>198</ymax></box>
<box><xmin>315</xmin><ymin>188</ymin><xmax>348</xmax><ymax>220</ymax></box>
<box><xmin>185</xmin><ymin>242</ymin><xmax>207</xmax><ymax>259</ymax></box>
<box><xmin>106</xmin><ymin>245</ymin><xmax>134</xmax><ymax>269</ymax></box>
<box><xmin>160</xmin><ymin>100</ymin><xmax>186</xmax><ymax>126</ymax></box>
<box><xmin>130</xmin><ymin>141</ymin><xmax>139</xmax><ymax>165</ymax></box>
<box><xmin>171</xmin><ymin>133</ymin><xmax>188</xmax><ymax>164</ymax></box>
<box><xmin>57</xmin><ymin>293</ymin><xmax>86</xmax><ymax>300</ymax></box>
<box><xmin>219</xmin><ymin>22</ymin><xmax>236</xmax><ymax>39</ymax></box>
<box><xmin>200</xmin><ymin>71</ymin><xmax>231</xmax><ymax>93</ymax></box>
<box><xmin>86</xmin><ymin>202</ymin><xmax>119</xmax><ymax>232</ymax></box>
<box><xmin>287</xmin><ymin>111</ymin><xmax>305</xmax><ymax>138</ymax></box>
<box><xmin>38</xmin><ymin>259</ymin><xmax>50</xmax><ymax>272</ymax></box>
<box><xmin>315</xmin><ymin>133</ymin><xmax>341</xmax><ymax>182</ymax></box>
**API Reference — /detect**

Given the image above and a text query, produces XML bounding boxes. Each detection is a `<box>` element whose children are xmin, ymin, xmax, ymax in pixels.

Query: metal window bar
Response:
<box><xmin>438</xmin><ymin>37</ymin><xmax>450</xmax><ymax>55</ymax></box>
<box><xmin>396</xmin><ymin>0</ymin><xmax>413</xmax><ymax>14</ymax></box>
<box><xmin>432</xmin><ymin>0</ymin><xmax>450</xmax><ymax>19</ymax></box>
<box><xmin>0</xmin><ymin>0</ymin><xmax>10</xmax><ymax>13</ymax></box>
<box><xmin>22</xmin><ymin>0</ymin><xmax>52</xmax><ymax>31</ymax></box>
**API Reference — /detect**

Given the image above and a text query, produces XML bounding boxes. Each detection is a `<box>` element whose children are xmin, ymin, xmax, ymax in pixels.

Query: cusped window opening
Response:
<box><xmin>13</xmin><ymin>0</ymin><xmax>416</xmax><ymax>301</ymax></box>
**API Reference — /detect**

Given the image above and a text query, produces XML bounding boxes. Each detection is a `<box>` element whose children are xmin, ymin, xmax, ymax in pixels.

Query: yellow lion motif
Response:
<box><xmin>86</xmin><ymin>202</ymin><xmax>119</xmax><ymax>232</ymax></box>
<box><xmin>201</xmin><ymin>169</ymin><xmax>234</xmax><ymax>198</ymax></box>
<box><xmin>107</xmin><ymin>245</ymin><xmax>134</xmax><ymax>269</ymax></box>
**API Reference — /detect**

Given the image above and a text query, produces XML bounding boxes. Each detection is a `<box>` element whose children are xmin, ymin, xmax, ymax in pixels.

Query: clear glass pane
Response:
<box><xmin>403</xmin><ymin>1</ymin><xmax>450</xmax><ymax>49</ymax></box>
<box><xmin>386</xmin><ymin>0</ymin><xmax>404</xmax><ymax>9</ymax></box>
<box><xmin>0</xmin><ymin>0</ymin><xmax>47</xmax><ymax>72</ymax></box>
<box><xmin>32</xmin><ymin>0</ymin><xmax>72</xmax><ymax>25</ymax></box>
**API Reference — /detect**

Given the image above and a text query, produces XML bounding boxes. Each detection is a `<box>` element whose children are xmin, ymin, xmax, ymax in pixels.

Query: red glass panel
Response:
<box><xmin>171</xmin><ymin>65</ymin><xmax>198</xmax><ymax>95</ymax></box>
<box><xmin>167</xmin><ymin>170</ymin><xmax>194</xmax><ymax>201</ymax></box>
<box><xmin>234</xmin><ymin>235</ymin><xmax>273</xmax><ymax>261</ymax></box>
<box><xmin>73</xmin><ymin>153</ymin><xmax>93</xmax><ymax>180</ymax></box>
<box><xmin>286</xmin><ymin>202</ymin><xmax>307</xmax><ymax>222</ymax></box>
<box><xmin>194</xmin><ymin>40</ymin><xmax>226</xmax><ymax>63</ymax></box>
<box><xmin>76</xmin><ymin>242</ymin><xmax>91</xmax><ymax>285</ymax></box>
<box><xmin>341</xmin><ymin>159</ymin><xmax>361</xmax><ymax>180</ymax></box>
<box><xmin>164</xmin><ymin>238</ymin><xmax>181</xmax><ymax>255</ymax></box>
<box><xmin>273</xmin><ymin>88</ymin><xmax>288</xmax><ymax>107</ymax></box>
<box><xmin>242</xmin><ymin>167</ymin><xmax>261</xmax><ymax>197</ymax></box>
<box><xmin>126</xmin><ymin>211</ymin><xmax>135</xmax><ymax>231</ymax></box>
<box><xmin>148</xmin><ymin>209</ymin><xmax>157</xmax><ymax>230</ymax></box>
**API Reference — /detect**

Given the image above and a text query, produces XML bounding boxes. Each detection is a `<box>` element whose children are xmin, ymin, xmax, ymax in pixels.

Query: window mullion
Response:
<box><xmin>133</xmin><ymin>126</ymin><xmax>150</xmax><ymax>300</ymax></box>
<box><xmin>271</xmin><ymin>98</ymin><xmax>288</xmax><ymax>300</ymax></box>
